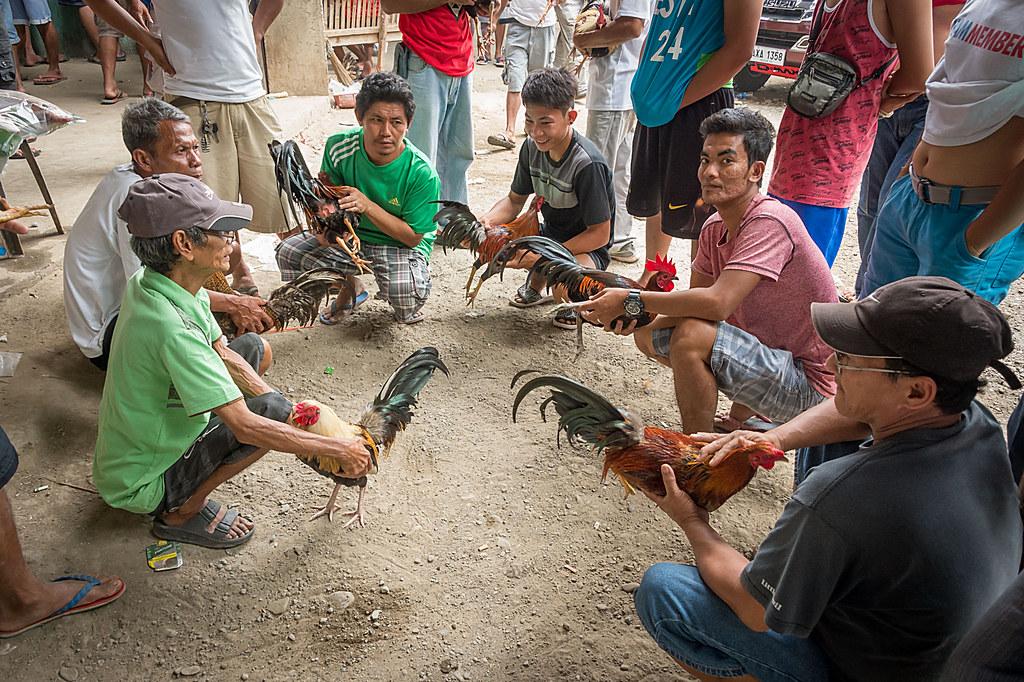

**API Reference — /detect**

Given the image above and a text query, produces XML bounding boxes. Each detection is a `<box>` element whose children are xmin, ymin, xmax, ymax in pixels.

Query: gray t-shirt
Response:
<box><xmin>742</xmin><ymin>401</ymin><xmax>1023</xmax><ymax>681</ymax></box>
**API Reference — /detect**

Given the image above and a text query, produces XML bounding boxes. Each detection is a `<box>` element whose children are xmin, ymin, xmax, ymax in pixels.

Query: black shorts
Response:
<box><xmin>539</xmin><ymin>225</ymin><xmax>610</xmax><ymax>271</ymax></box>
<box><xmin>154</xmin><ymin>334</ymin><xmax>292</xmax><ymax>514</ymax></box>
<box><xmin>0</xmin><ymin>426</ymin><xmax>17</xmax><ymax>489</ymax></box>
<box><xmin>88</xmin><ymin>314</ymin><xmax>118</xmax><ymax>372</ymax></box>
<box><xmin>627</xmin><ymin>87</ymin><xmax>734</xmax><ymax>240</ymax></box>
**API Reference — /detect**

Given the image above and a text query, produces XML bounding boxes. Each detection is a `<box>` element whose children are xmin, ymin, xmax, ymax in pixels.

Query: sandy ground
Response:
<box><xmin>1</xmin><ymin>59</ymin><xmax>1022</xmax><ymax>682</ymax></box>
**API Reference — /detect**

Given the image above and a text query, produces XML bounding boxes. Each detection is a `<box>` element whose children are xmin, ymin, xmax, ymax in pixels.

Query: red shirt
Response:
<box><xmin>399</xmin><ymin>6</ymin><xmax>474</xmax><ymax>77</ymax></box>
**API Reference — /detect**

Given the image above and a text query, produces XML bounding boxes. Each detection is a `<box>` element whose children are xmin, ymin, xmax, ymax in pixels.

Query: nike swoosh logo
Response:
<box><xmin>667</xmin><ymin>203</ymin><xmax>688</xmax><ymax>210</ymax></box>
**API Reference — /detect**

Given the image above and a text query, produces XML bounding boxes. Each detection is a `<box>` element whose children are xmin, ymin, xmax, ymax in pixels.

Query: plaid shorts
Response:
<box><xmin>651</xmin><ymin>322</ymin><xmax>826</xmax><ymax>423</ymax></box>
<box><xmin>0</xmin><ymin>426</ymin><xmax>17</xmax><ymax>489</ymax></box>
<box><xmin>276</xmin><ymin>235</ymin><xmax>432</xmax><ymax>322</ymax></box>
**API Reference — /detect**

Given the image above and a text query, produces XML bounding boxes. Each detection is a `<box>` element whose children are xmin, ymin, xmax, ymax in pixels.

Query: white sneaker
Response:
<box><xmin>609</xmin><ymin>240</ymin><xmax>639</xmax><ymax>264</ymax></box>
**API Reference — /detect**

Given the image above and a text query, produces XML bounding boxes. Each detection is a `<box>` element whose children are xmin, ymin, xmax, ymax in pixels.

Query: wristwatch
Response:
<box><xmin>623</xmin><ymin>289</ymin><xmax>644</xmax><ymax>319</ymax></box>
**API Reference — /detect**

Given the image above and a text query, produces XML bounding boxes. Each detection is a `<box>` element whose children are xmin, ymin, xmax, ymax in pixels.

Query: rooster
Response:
<box><xmin>288</xmin><ymin>347</ymin><xmax>449</xmax><ymax>528</ymax></box>
<box><xmin>205</xmin><ymin>267</ymin><xmax>353</xmax><ymax>337</ymax></box>
<box><xmin>269</xmin><ymin>139</ymin><xmax>371</xmax><ymax>273</ymax></box>
<box><xmin>433</xmin><ymin>197</ymin><xmax>543</xmax><ymax>304</ymax></box>
<box><xmin>511</xmin><ymin>372</ymin><xmax>786</xmax><ymax>511</ymax></box>
<box><xmin>491</xmin><ymin>235</ymin><xmax>677</xmax><ymax>356</ymax></box>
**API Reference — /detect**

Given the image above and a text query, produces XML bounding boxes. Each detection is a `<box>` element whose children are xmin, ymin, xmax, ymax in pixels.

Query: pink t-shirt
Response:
<box><xmin>693</xmin><ymin>194</ymin><xmax>838</xmax><ymax>397</ymax></box>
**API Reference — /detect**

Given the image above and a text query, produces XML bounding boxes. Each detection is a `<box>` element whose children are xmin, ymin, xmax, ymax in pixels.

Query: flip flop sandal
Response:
<box><xmin>552</xmin><ymin>308</ymin><xmax>578</xmax><ymax>330</ymax></box>
<box><xmin>152</xmin><ymin>499</ymin><xmax>254</xmax><ymax>549</ymax></box>
<box><xmin>713</xmin><ymin>414</ymin><xmax>776</xmax><ymax>434</ymax></box>
<box><xmin>487</xmin><ymin>132</ymin><xmax>515</xmax><ymax>150</ymax></box>
<box><xmin>31</xmin><ymin>74</ymin><xmax>67</xmax><ymax>86</ymax></box>
<box><xmin>101</xmin><ymin>90</ymin><xmax>127</xmax><ymax>105</ymax></box>
<box><xmin>319</xmin><ymin>289</ymin><xmax>369</xmax><ymax>326</ymax></box>
<box><xmin>234</xmin><ymin>285</ymin><xmax>260</xmax><ymax>297</ymax></box>
<box><xmin>395</xmin><ymin>311</ymin><xmax>425</xmax><ymax>325</ymax></box>
<box><xmin>509</xmin><ymin>283</ymin><xmax>553</xmax><ymax>308</ymax></box>
<box><xmin>0</xmin><ymin>575</ymin><xmax>126</xmax><ymax>639</ymax></box>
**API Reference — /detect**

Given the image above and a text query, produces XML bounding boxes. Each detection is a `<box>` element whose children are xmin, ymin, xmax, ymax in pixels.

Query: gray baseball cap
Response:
<box><xmin>118</xmin><ymin>173</ymin><xmax>253</xmax><ymax>238</ymax></box>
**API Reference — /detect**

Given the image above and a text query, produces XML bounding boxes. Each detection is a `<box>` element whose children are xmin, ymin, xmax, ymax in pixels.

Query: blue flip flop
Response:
<box><xmin>0</xmin><ymin>575</ymin><xmax>126</xmax><ymax>638</ymax></box>
<box><xmin>319</xmin><ymin>290</ymin><xmax>369</xmax><ymax>326</ymax></box>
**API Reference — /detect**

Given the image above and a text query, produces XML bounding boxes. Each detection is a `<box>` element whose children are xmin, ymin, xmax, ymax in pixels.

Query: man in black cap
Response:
<box><xmin>633</xmin><ymin>276</ymin><xmax>1024</xmax><ymax>681</ymax></box>
<box><xmin>93</xmin><ymin>174</ymin><xmax>371</xmax><ymax>549</ymax></box>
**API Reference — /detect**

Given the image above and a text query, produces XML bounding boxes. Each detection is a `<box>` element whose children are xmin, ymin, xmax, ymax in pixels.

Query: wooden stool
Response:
<box><xmin>0</xmin><ymin>138</ymin><xmax>63</xmax><ymax>258</ymax></box>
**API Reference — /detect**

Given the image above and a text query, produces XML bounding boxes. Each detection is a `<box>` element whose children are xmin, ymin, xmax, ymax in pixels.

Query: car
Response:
<box><xmin>735</xmin><ymin>0</ymin><xmax>815</xmax><ymax>94</ymax></box>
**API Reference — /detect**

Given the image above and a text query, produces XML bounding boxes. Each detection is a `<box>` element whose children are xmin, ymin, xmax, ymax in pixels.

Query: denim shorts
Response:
<box><xmin>651</xmin><ymin>322</ymin><xmax>826</xmax><ymax>423</ymax></box>
<box><xmin>634</xmin><ymin>562</ymin><xmax>829</xmax><ymax>681</ymax></box>
<box><xmin>10</xmin><ymin>0</ymin><xmax>51</xmax><ymax>25</ymax></box>
<box><xmin>0</xmin><ymin>426</ymin><xmax>17</xmax><ymax>489</ymax></box>
<box><xmin>862</xmin><ymin>174</ymin><xmax>1024</xmax><ymax>306</ymax></box>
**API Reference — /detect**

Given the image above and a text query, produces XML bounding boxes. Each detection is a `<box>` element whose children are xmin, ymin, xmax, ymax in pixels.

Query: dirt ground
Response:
<box><xmin>1</xmin><ymin>60</ymin><xmax>1022</xmax><ymax>682</ymax></box>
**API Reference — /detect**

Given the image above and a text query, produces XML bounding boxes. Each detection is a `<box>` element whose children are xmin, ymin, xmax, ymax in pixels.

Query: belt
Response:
<box><xmin>909</xmin><ymin>164</ymin><xmax>999</xmax><ymax>207</ymax></box>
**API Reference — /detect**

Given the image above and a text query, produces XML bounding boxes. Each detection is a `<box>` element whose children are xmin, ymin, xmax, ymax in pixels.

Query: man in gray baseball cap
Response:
<box><xmin>92</xmin><ymin>174</ymin><xmax>371</xmax><ymax>549</ymax></box>
<box><xmin>632</xmin><ymin>276</ymin><xmax>1022</xmax><ymax>681</ymax></box>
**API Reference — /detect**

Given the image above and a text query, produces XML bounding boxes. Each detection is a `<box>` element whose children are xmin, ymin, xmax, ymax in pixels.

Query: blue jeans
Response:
<box><xmin>394</xmin><ymin>43</ymin><xmax>473</xmax><ymax>204</ymax></box>
<box><xmin>770</xmin><ymin>196</ymin><xmax>848</xmax><ymax>267</ymax></box>
<box><xmin>634</xmin><ymin>563</ymin><xmax>829</xmax><ymax>681</ymax></box>
<box><xmin>862</xmin><ymin>175</ymin><xmax>1024</xmax><ymax>305</ymax></box>
<box><xmin>854</xmin><ymin>97</ymin><xmax>928</xmax><ymax>296</ymax></box>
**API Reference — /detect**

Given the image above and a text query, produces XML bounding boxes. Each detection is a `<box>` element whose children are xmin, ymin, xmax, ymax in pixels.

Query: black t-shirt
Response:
<box><xmin>942</xmin><ymin>569</ymin><xmax>1024</xmax><ymax>682</ymax></box>
<box><xmin>742</xmin><ymin>402</ymin><xmax>1023</xmax><ymax>681</ymax></box>
<box><xmin>510</xmin><ymin>130</ymin><xmax>614</xmax><ymax>253</ymax></box>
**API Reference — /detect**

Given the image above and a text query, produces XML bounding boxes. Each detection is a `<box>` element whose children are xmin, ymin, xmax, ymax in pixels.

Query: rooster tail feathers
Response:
<box><xmin>269</xmin><ymin>139</ymin><xmax>320</xmax><ymax>226</ymax></box>
<box><xmin>485</xmin><ymin>235</ymin><xmax>579</xmax><ymax>286</ymax></box>
<box><xmin>264</xmin><ymin>267</ymin><xmax>353</xmax><ymax>329</ymax></box>
<box><xmin>433</xmin><ymin>200</ymin><xmax>487</xmax><ymax>255</ymax></box>
<box><xmin>510</xmin><ymin>372</ymin><xmax>643</xmax><ymax>453</ymax></box>
<box><xmin>358</xmin><ymin>347</ymin><xmax>449</xmax><ymax>448</ymax></box>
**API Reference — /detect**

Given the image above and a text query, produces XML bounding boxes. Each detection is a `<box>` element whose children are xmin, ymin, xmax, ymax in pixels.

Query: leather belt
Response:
<box><xmin>909</xmin><ymin>164</ymin><xmax>999</xmax><ymax>207</ymax></box>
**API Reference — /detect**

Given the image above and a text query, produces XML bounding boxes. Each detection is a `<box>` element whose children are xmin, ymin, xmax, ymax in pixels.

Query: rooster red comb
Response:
<box><xmin>292</xmin><ymin>401</ymin><xmax>321</xmax><ymax>427</ymax></box>
<box><xmin>644</xmin><ymin>253</ymin><xmax>677</xmax><ymax>278</ymax></box>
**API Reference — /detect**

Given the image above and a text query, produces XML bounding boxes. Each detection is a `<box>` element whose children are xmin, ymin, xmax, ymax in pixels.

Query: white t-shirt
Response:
<box><xmin>63</xmin><ymin>165</ymin><xmax>143</xmax><ymax>359</ymax></box>
<box><xmin>152</xmin><ymin>0</ymin><xmax>266</xmax><ymax>102</ymax></box>
<box><xmin>586</xmin><ymin>0</ymin><xmax>650</xmax><ymax>111</ymax></box>
<box><xmin>923</xmin><ymin>0</ymin><xmax>1024</xmax><ymax>147</ymax></box>
<box><xmin>506</xmin><ymin>0</ymin><xmax>557</xmax><ymax>28</ymax></box>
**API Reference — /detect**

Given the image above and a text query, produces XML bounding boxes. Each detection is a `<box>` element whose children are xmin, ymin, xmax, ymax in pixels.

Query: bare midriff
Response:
<box><xmin>912</xmin><ymin>116</ymin><xmax>1024</xmax><ymax>187</ymax></box>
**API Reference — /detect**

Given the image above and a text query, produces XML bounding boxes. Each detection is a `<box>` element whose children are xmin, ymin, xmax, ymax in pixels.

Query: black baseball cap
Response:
<box><xmin>811</xmin><ymin>276</ymin><xmax>1020</xmax><ymax>388</ymax></box>
<box><xmin>118</xmin><ymin>173</ymin><xmax>252</xmax><ymax>238</ymax></box>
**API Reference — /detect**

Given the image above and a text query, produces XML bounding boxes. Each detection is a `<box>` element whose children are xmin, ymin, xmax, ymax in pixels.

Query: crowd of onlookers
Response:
<box><xmin>1</xmin><ymin>0</ymin><xmax>1023</xmax><ymax>679</ymax></box>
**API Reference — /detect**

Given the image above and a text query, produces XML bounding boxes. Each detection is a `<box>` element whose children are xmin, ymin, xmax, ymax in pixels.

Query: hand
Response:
<box><xmin>693</xmin><ymin>430</ymin><xmax>783</xmax><ymax>468</ymax></box>
<box><xmin>130</xmin><ymin>0</ymin><xmax>152</xmax><ymax>25</ymax></box>
<box><xmin>0</xmin><ymin>218</ymin><xmax>28</xmax><ymax>235</ymax></box>
<box><xmin>142</xmin><ymin>33</ymin><xmax>175</xmax><ymax>76</ymax></box>
<box><xmin>505</xmin><ymin>251</ymin><xmax>540</xmax><ymax>270</ymax></box>
<box><xmin>326</xmin><ymin>438</ymin><xmax>374</xmax><ymax>477</ymax></box>
<box><xmin>576</xmin><ymin>287</ymin><xmax>628</xmax><ymax>329</ymax></box>
<box><xmin>640</xmin><ymin>463</ymin><xmax>710</xmax><ymax>528</ymax></box>
<box><xmin>572</xmin><ymin>31</ymin><xmax>595</xmax><ymax>50</ymax></box>
<box><xmin>337</xmin><ymin>186</ymin><xmax>372</xmax><ymax>214</ymax></box>
<box><xmin>964</xmin><ymin>220</ymin><xmax>988</xmax><ymax>259</ymax></box>
<box><xmin>878</xmin><ymin>78</ymin><xmax>919</xmax><ymax>118</ymax></box>
<box><xmin>226</xmin><ymin>294</ymin><xmax>274</xmax><ymax>333</ymax></box>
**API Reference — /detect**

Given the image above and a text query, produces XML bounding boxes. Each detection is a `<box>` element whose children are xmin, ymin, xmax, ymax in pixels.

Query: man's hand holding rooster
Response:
<box><xmin>577</xmin><ymin>288</ymin><xmax>638</xmax><ymax>335</ymax></box>
<box><xmin>693</xmin><ymin>430</ymin><xmax>784</xmax><ymax>468</ymax></box>
<box><xmin>336</xmin><ymin>186</ymin><xmax>374</xmax><ymax>215</ymax></box>
<box><xmin>225</xmin><ymin>294</ymin><xmax>274</xmax><ymax>334</ymax></box>
<box><xmin>641</xmin><ymin>463</ymin><xmax>710</xmax><ymax>528</ymax></box>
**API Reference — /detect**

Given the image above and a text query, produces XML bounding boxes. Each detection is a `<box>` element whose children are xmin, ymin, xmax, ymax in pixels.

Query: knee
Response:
<box><xmin>634</xmin><ymin>562</ymin><xmax>687</xmax><ymax>629</ymax></box>
<box><xmin>258</xmin><ymin>337</ymin><xmax>273</xmax><ymax>375</ymax></box>
<box><xmin>250</xmin><ymin>391</ymin><xmax>293</xmax><ymax>423</ymax></box>
<box><xmin>669</xmin><ymin>318</ymin><xmax>715</xmax><ymax>356</ymax></box>
<box><xmin>634</xmin><ymin>326</ymin><xmax>655</xmax><ymax>357</ymax></box>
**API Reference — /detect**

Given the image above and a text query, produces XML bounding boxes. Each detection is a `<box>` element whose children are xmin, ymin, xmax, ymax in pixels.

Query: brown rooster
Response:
<box><xmin>433</xmin><ymin>196</ymin><xmax>543</xmax><ymax>304</ymax></box>
<box><xmin>269</xmin><ymin>139</ymin><xmax>371</xmax><ymax>273</ymax></box>
<box><xmin>288</xmin><ymin>347</ymin><xmax>448</xmax><ymax>528</ymax></box>
<box><xmin>205</xmin><ymin>267</ymin><xmax>353</xmax><ymax>338</ymax></box>
<box><xmin>491</xmin><ymin>235</ymin><xmax>677</xmax><ymax>356</ymax></box>
<box><xmin>511</xmin><ymin>372</ymin><xmax>786</xmax><ymax>511</ymax></box>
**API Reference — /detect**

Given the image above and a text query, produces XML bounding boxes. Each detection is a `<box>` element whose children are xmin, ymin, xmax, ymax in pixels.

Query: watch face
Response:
<box><xmin>624</xmin><ymin>299</ymin><xmax>642</xmax><ymax>316</ymax></box>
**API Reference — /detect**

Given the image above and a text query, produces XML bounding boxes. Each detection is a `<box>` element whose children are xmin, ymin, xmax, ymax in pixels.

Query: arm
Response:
<box><xmin>214</xmin><ymin>336</ymin><xmax>273</xmax><ymax>397</ymax></box>
<box><xmin>482</xmin><ymin>191</ymin><xmax>530</xmax><ymax>227</ymax></box>
<box><xmin>573</xmin><ymin>17</ymin><xmax>644</xmax><ymax>52</ymax></box>
<box><xmin>213</xmin><ymin>398</ymin><xmax>371</xmax><ymax>474</ymax></box>
<box><xmin>207</xmin><ymin>291</ymin><xmax>274</xmax><ymax>334</ymax></box>
<box><xmin>965</xmin><ymin>157</ymin><xmax>1024</xmax><ymax>257</ymax></box>
<box><xmin>84</xmin><ymin>0</ymin><xmax>174</xmax><ymax>74</ymax></box>
<box><xmin>879</xmin><ymin>0</ymin><xmax>934</xmax><ymax>115</ymax></box>
<box><xmin>677</xmin><ymin>0</ymin><xmax>759</xmax><ymax>110</ymax></box>
<box><xmin>252</xmin><ymin>0</ymin><xmax>285</xmax><ymax>43</ymax></box>
<box><xmin>643</xmin><ymin>464</ymin><xmax>768</xmax><ymax>631</ymax></box>
<box><xmin>336</xmin><ymin>187</ymin><xmax>425</xmax><ymax>248</ymax></box>
<box><xmin>382</xmin><ymin>0</ymin><xmax>474</xmax><ymax>13</ymax></box>
<box><xmin>561</xmin><ymin>220</ymin><xmax>611</xmax><ymax>255</ymax></box>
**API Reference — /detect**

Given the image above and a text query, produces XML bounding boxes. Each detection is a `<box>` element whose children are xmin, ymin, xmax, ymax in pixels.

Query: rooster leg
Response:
<box><xmin>573</xmin><ymin>314</ymin><xmax>585</xmax><ymax>360</ymax></box>
<box><xmin>463</xmin><ymin>264</ymin><xmax>479</xmax><ymax>299</ymax></box>
<box><xmin>466</xmin><ymin>276</ymin><xmax>487</xmax><ymax>306</ymax></box>
<box><xmin>337</xmin><ymin>485</ymin><xmax>367</xmax><ymax>530</ymax></box>
<box><xmin>309</xmin><ymin>483</ymin><xmax>343</xmax><ymax>522</ymax></box>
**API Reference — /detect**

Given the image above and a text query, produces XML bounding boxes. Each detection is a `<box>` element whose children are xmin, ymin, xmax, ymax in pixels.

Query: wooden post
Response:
<box><xmin>263</xmin><ymin>0</ymin><xmax>330</xmax><ymax>96</ymax></box>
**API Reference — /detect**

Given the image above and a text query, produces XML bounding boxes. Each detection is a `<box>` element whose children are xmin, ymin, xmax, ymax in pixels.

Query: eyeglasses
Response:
<box><xmin>834</xmin><ymin>353</ymin><xmax>916</xmax><ymax>378</ymax></box>
<box><xmin>201</xmin><ymin>230</ymin><xmax>237</xmax><ymax>244</ymax></box>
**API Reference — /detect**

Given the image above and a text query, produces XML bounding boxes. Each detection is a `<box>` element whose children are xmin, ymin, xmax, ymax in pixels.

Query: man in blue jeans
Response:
<box><xmin>634</xmin><ymin>277</ymin><xmax>1022</xmax><ymax>681</ymax></box>
<box><xmin>385</xmin><ymin>0</ymin><xmax>475</xmax><ymax>204</ymax></box>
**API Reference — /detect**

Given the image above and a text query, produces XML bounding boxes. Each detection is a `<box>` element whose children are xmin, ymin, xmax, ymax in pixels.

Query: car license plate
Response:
<box><xmin>752</xmin><ymin>45</ymin><xmax>787</xmax><ymax>66</ymax></box>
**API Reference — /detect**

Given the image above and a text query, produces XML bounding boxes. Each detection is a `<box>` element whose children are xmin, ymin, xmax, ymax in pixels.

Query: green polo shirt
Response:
<box><xmin>93</xmin><ymin>268</ymin><xmax>242</xmax><ymax>514</ymax></box>
<box><xmin>320</xmin><ymin>128</ymin><xmax>441</xmax><ymax>259</ymax></box>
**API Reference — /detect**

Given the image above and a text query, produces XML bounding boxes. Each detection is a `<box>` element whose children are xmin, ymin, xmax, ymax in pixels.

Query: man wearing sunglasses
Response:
<box><xmin>634</xmin><ymin>275</ymin><xmax>1023</xmax><ymax>680</ymax></box>
<box><xmin>92</xmin><ymin>174</ymin><xmax>371</xmax><ymax>549</ymax></box>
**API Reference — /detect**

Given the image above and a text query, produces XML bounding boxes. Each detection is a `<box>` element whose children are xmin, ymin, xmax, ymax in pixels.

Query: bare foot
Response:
<box><xmin>0</xmin><ymin>576</ymin><xmax>124</xmax><ymax>636</ymax></box>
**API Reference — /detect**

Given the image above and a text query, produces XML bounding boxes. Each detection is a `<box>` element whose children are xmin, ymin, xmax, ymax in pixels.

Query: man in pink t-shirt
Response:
<box><xmin>580</xmin><ymin>108</ymin><xmax>837</xmax><ymax>433</ymax></box>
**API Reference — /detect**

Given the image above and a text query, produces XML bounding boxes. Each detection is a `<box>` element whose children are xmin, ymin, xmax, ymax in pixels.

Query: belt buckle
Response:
<box><xmin>917</xmin><ymin>176</ymin><xmax>933</xmax><ymax>204</ymax></box>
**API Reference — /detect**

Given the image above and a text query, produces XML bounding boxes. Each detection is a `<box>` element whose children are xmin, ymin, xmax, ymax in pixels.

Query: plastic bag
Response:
<box><xmin>0</xmin><ymin>91</ymin><xmax>82</xmax><ymax>160</ymax></box>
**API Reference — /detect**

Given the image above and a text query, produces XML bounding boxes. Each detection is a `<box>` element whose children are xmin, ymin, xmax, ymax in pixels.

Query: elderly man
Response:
<box><xmin>63</xmin><ymin>99</ymin><xmax>272</xmax><ymax>371</ymax></box>
<box><xmin>636</xmin><ymin>276</ymin><xmax>1023</xmax><ymax>681</ymax></box>
<box><xmin>94</xmin><ymin>174</ymin><xmax>370</xmax><ymax>548</ymax></box>
<box><xmin>276</xmin><ymin>72</ymin><xmax>440</xmax><ymax>325</ymax></box>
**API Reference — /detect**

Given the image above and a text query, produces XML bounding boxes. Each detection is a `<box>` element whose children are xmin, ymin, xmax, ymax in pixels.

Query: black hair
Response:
<box><xmin>130</xmin><ymin>227</ymin><xmax>208</xmax><ymax>275</ymax></box>
<box><xmin>698</xmin><ymin>108</ymin><xmax>776</xmax><ymax>166</ymax></box>
<box><xmin>521</xmin><ymin>68</ymin><xmax>576</xmax><ymax>112</ymax></box>
<box><xmin>355</xmin><ymin>71</ymin><xmax>416</xmax><ymax>122</ymax></box>
<box><xmin>883</xmin><ymin>358</ymin><xmax>984</xmax><ymax>415</ymax></box>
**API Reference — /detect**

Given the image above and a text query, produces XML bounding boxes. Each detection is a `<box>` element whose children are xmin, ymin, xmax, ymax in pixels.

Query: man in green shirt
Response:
<box><xmin>94</xmin><ymin>174</ymin><xmax>371</xmax><ymax>549</ymax></box>
<box><xmin>276</xmin><ymin>72</ymin><xmax>441</xmax><ymax>325</ymax></box>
